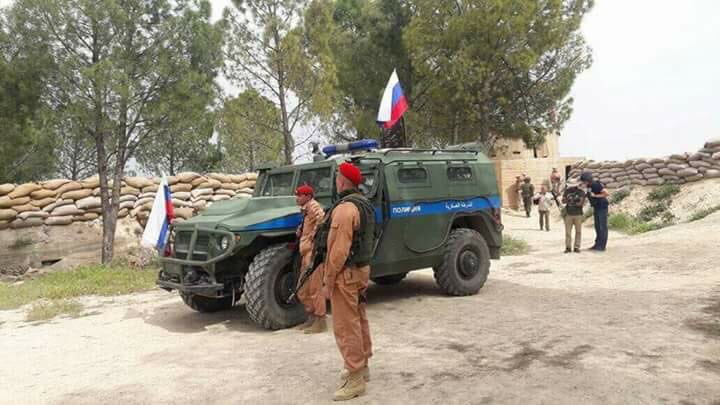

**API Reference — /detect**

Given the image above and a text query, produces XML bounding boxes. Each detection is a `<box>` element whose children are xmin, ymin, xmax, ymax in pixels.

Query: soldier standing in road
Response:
<box><xmin>520</xmin><ymin>177</ymin><xmax>535</xmax><ymax>218</ymax></box>
<box><xmin>318</xmin><ymin>162</ymin><xmax>375</xmax><ymax>401</ymax></box>
<box><xmin>294</xmin><ymin>185</ymin><xmax>327</xmax><ymax>333</ymax></box>
<box><xmin>562</xmin><ymin>179</ymin><xmax>587</xmax><ymax>253</ymax></box>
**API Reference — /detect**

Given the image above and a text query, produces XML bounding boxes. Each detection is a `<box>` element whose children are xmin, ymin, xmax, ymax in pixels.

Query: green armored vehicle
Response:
<box><xmin>157</xmin><ymin>141</ymin><xmax>503</xmax><ymax>329</ymax></box>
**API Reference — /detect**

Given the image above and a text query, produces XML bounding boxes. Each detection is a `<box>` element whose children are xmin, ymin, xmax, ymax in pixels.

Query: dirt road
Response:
<box><xmin>1</xmin><ymin>213</ymin><xmax>719</xmax><ymax>405</ymax></box>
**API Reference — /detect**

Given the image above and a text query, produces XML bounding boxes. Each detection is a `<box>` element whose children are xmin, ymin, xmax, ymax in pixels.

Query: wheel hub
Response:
<box><xmin>458</xmin><ymin>249</ymin><xmax>480</xmax><ymax>278</ymax></box>
<box><xmin>275</xmin><ymin>267</ymin><xmax>296</xmax><ymax>308</ymax></box>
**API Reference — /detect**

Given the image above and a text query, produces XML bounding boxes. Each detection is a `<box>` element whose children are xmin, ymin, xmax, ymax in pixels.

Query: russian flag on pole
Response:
<box><xmin>377</xmin><ymin>69</ymin><xmax>409</xmax><ymax>129</ymax></box>
<box><xmin>141</xmin><ymin>176</ymin><xmax>175</xmax><ymax>252</ymax></box>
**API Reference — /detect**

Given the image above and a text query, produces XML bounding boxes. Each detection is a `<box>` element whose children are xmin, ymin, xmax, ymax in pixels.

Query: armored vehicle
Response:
<box><xmin>157</xmin><ymin>142</ymin><xmax>503</xmax><ymax>329</ymax></box>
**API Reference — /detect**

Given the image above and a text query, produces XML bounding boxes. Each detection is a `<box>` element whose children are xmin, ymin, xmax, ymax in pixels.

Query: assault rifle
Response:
<box><xmin>286</xmin><ymin>247</ymin><xmax>325</xmax><ymax>304</ymax></box>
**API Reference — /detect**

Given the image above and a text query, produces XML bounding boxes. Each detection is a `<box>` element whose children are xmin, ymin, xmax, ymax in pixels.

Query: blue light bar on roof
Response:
<box><xmin>322</xmin><ymin>139</ymin><xmax>379</xmax><ymax>157</ymax></box>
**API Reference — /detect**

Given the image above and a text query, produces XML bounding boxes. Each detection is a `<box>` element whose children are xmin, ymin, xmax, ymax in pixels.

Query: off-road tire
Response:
<box><xmin>434</xmin><ymin>228</ymin><xmax>490</xmax><ymax>296</ymax></box>
<box><xmin>245</xmin><ymin>244</ymin><xmax>305</xmax><ymax>330</ymax></box>
<box><xmin>180</xmin><ymin>293</ymin><xmax>234</xmax><ymax>313</ymax></box>
<box><xmin>371</xmin><ymin>273</ymin><xmax>407</xmax><ymax>285</ymax></box>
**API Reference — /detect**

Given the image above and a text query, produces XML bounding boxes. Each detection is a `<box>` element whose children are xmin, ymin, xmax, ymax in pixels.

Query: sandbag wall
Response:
<box><xmin>0</xmin><ymin>172</ymin><xmax>257</xmax><ymax>230</ymax></box>
<box><xmin>568</xmin><ymin>139</ymin><xmax>720</xmax><ymax>189</ymax></box>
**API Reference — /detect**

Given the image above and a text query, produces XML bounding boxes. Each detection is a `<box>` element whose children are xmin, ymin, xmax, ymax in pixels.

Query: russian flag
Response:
<box><xmin>377</xmin><ymin>69</ymin><xmax>409</xmax><ymax>129</ymax></box>
<box><xmin>141</xmin><ymin>176</ymin><xmax>175</xmax><ymax>252</ymax></box>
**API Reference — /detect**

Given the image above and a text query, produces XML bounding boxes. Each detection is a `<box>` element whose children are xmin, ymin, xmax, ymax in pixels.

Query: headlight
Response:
<box><xmin>219</xmin><ymin>236</ymin><xmax>229</xmax><ymax>251</ymax></box>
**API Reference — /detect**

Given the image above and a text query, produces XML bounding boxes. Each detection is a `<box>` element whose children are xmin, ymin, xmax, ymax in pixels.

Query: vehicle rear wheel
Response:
<box><xmin>371</xmin><ymin>273</ymin><xmax>407</xmax><ymax>285</ymax></box>
<box><xmin>180</xmin><ymin>293</ymin><xmax>234</xmax><ymax>313</ymax></box>
<box><xmin>245</xmin><ymin>244</ymin><xmax>305</xmax><ymax>330</ymax></box>
<box><xmin>434</xmin><ymin>228</ymin><xmax>490</xmax><ymax>296</ymax></box>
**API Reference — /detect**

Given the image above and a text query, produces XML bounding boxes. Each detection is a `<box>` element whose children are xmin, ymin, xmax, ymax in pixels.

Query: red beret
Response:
<box><xmin>338</xmin><ymin>162</ymin><xmax>362</xmax><ymax>185</ymax></box>
<box><xmin>295</xmin><ymin>184</ymin><xmax>314</xmax><ymax>196</ymax></box>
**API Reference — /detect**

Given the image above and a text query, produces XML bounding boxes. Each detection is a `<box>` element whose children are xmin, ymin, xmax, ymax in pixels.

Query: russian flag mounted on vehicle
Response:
<box><xmin>377</xmin><ymin>69</ymin><xmax>409</xmax><ymax>129</ymax></box>
<box><xmin>141</xmin><ymin>176</ymin><xmax>175</xmax><ymax>252</ymax></box>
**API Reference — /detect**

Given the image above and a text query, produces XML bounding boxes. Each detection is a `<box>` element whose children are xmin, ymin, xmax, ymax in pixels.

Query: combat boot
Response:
<box><xmin>295</xmin><ymin>315</ymin><xmax>314</xmax><ymax>331</ymax></box>
<box><xmin>303</xmin><ymin>316</ymin><xmax>327</xmax><ymax>334</ymax></box>
<box><xmin>333</xmin><ymin>370</ymin><xmax>366</xmax><ymax>401</ymax></box>
<box><xmin>340</xmin><ymin>365</ymin><xmax>369</xmax><ymax>382</ymax></box>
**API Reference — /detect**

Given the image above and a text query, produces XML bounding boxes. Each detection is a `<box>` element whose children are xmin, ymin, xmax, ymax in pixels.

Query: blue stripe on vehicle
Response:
<box><xmin>243</xmin><ymin>195</ymin><xmax>500</xmax><ymax>231</ymax></box>
<box><xmin>389</xmin><ymin>195</ymin><xmax>501</xmax><ymax>218</ymax></box>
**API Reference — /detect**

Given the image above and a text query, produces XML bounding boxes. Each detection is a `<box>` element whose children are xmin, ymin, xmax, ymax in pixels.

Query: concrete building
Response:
<box><xmin>490</xmin><ymin>132</ymin><xmax>583</xmax><ymax>209</ymax></box>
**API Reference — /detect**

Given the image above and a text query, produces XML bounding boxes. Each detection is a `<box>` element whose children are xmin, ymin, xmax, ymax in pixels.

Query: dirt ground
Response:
<box><xmin>1</xmin><ymin>211</ymin><xmax>719</xmax><ymax>405</ymax></box>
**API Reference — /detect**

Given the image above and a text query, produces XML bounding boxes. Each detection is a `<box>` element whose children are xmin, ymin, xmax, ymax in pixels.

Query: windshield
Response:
<box><xmin>298</xmin><ymin>167</ymin><xmax>333</xmax><ymax>195</ymax></box>
<box><xmin>260</xmin><ymin>172</ymin><xmax>294</xmax><ymax>196</ymax></box>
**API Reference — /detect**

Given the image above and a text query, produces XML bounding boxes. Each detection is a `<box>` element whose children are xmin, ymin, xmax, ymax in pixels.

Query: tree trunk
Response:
<box><xmin>452</xmin><ymin>112</ymin><xmax>459</xmax><ymax>145</ymax></box>
<box><xmin>273</xmin><ymin>30</ymin><xmax>293</xmax><ymax>165</ymax></box>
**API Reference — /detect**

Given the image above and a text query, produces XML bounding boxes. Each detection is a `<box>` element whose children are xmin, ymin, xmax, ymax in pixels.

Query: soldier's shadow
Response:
<box><xmin>365</xmin><ymin>271</ymin><xmax>445</xmax><ymax>306</ymax></box>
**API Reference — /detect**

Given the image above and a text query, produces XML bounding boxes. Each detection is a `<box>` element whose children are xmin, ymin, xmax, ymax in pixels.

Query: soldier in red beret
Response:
<box><xmin>318</xmin><ymin>162</ymin><xmax>375</xmax><ymax>400</ymax></box>
<box><xmin>294</xmin><ymin>184</ymin><xmax>327</xmax><ymax>333</ymax></box>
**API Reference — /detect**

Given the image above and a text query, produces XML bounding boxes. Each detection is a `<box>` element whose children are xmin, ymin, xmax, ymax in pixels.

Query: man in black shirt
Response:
<box><xmin>581</xmin><ymin>171</ymin><xmax>609</xmax><ymax>251</ymax></box>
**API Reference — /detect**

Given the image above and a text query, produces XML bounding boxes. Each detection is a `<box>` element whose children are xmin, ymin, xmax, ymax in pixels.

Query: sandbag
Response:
<box><xmin>604</xmin><ymin>182</ymin><xmax>620</xmax><ymax>189</ymax></box>
<box><xmin>647</xmin><ymin>178</ymin><xmax>665</xmax><ymax>186</ymax></box>
<box><xmin>190</xmin><ymin>176</ymin><xmax>208</xmax><ymax>187</ymax></box>
<box><xmin>30</xmin><ymin>197</ymin><xmax>56</xmax><ymax>208</ymax></box>
<box><xmin>648</xmin><ymin>158</ymin><xmax>665</xmax><ymax>164</ymax></box>
<box><xmin>142</xmin><ymin>185</ymin><xmax>158</xmax><ymax>193</ymax></box>
<box><xmin>43</xmin><ymin>199</ymin><xmax>73</xmax><ymax>213</ymax></box>
<box><xmin>634</xmin><ymin>163</ymin><xmax>652</xmax><ymax>171</ymax></box>
<box><xmin>644</xmin><ymin>173</ymin><xmax>660</xmax><ymax>180</ymax></box>
<box><xmin>0</xmin><ymin>209</ymin><xmax>17</xmax><ymax>221</ymax></box>
<box><xmin>239</xmin><ymin>188</ymin><xmax>254</xmax><ymax>194</ymax></box>
<box><xmin>52</xmin><ymin>204</ymin><xmax>84</xmax><ymax>216</ymax></box>
<box><xmin>166</xmin><ymin>176</ymin><xmax>179</xmax><ymax>186</ymax></box>
<box><xmin>14</xmin><ymin>204</ymin><xmax>39</xmax><ymax>213</ymax></box>
<box><xmin>196</xmin><ymin>179</ymin><xmax>222</xmax><ymax>189</ymax></box>
<box><xmin>677</xmin><ymin>168</ymin><xmax>699</xmax><ymax>177</ymax></box>
<box><xmin>208</xmin><ymin>173</ymin><xmax>231</xmax><ymax>183</ymax></box>
<box><xmin>170</xmin><ymin>183</ymin><xmax>192</xmax><ymax>193</ymax></box>
<box><xmin>74</xmin><ymin>213</ymin><xmax>99</xmax><ymax>222</ymax></box>
<box><xmin>628</xmin><ymin>174</ymin><xmax>644</xmax><ymax>180</ymax></box>
<box><xmin>30</xmin><ymin>189</ymin><xmax>57</xmax><ymax>199</ymax></box>
<box><xmin>246</xmin><ymin>173</ymin><xmax>258</xmax><ymax>180</ymax></box>
<box><xmin>62</xmin><ymin>188</ymin><xmax>93</xmax><ymax>200</ymax></box>
<box><xmin>172</xmin><ymin>199</ymin><xmax>191</xmax><ymax>208</ymax></box>
<box><xmin>81</xmin><ymin>176</ymin><xmax>100</xmax><ymax>189</ymax></box>
<box><xmin>192</xmin><ymin>200</ymin><xmax>207</xmax><ymax>210</ymax></box>
<box><xmin>652</xmin><ymin>163</ymin><xmax>666</xmax><ymax>169</ymax></box>
<box><xmin>124</xmin><ymin>176</ymin><xmax>154</xmax><ymax>189</ymax></box>
<box><xmin>689</xmin><ymin>160</ymin><xmax>711</xmax><ymax>168</ymax></box>
<box><xmin>667</xmin><ymin>163</ymin><xmax>688</xmax><ymax>171</ymax></box>
<box><xmin>211</xmin><ymin>194</ymin><xmax>230</xmax><ymax>202</ymax></box>
<box><xmin>76</xmin><ymin>196</ymin><xmax>102</xmax><ymax>210</ymax></box>
<box><xmin>234</xmin><ymin>193</ymin><xmax>251</xmax><ymax>199</ymax></box>
<box><xmin>684</xmin><ymin>174</ymin><xmax>703</xmax><ymax>183</ymax></box>
<box><xmin>11</xmin><ymin>217</ymin><xmax>44</xmax><ymax>229</ymax></box>
<box><xmin>18</xmin><ymin>211</ymin><xmax>49</xmax><ymax>220</ymax></box>
<box><xmin>120</xmin><ymin>186</ymin><xmax>140</xmax><ymax>196</ymax></box>
<box><xmin>657</xmin><ymin>168</ymin><xmax>676</xmax><ymax>176</ymax></box>
<box><xmin>0</xmin><ymin>184</ymin><xmax>15</xmax><ymax>196</ymax></box>
<box><xmin>8</xmin><ymin>183</ymin><xmax>41</xmax><ymax>199</ymax></box>
<box><xmin>45</xmin><ymin>216</ymin><xmax>73</xmax><ymax>226</ymax></box>
<box><xmin>134</xmin><ymin>197</ymin><xmax>154</xmax><ymax>207</ymax></box>
<box><xmin>0</xmin><ymin>196</ymin><xmax>31</xmax><ymax>208</ymax></box>
<box><xmin>705</xmin><ymin>169</ymin><xmax>720</xmax><ymax>178</ymax></box>
<box><xmin>661</xmin><ymin>175</ymin><xmax>680</xmax><ymax>181</ymax></box>
<box><xmin>713</xmin><ymin>152</ymin><xmax>720</xmax><ymax>160</ymax></box>
<box><xmin>119</xmin><ymin>200</ymin><xmax>135</xmax><ymax>210</ymax></box>
<box><xmin>220</xmin><ymin>183</ymin><xmax>239</xmax><ymax>190</ymax></box>
<box><xmin>191</xmin><ymin>188</ymin><xmax>213</xmax><ymax>198</ymax></box>
<box><xmin>216</xmin><ymin>189</ymin><xmax>236</xmax><ymax>197</ymax></box>
<box><xmin>138</xmin><ymin>192</ymin><xmax>156</xmax><ymax>200</ymax></box>
<box><xmin>174</xmin><ymin>207</ymin><xmax>194</xmax><ymax>219</ymax></box>
<box><xmin>705</xmin><ymin>138</ymin><xmax>720</xmax><ymax>149</ymax></box>
<box><xmin>0</xmin><ymin>220</ymin><xmax>9</xmax><ymax>230</ymax></box>
<box><xmin>689</xmin><ymin>152</ymin><xmax>710</xmax><ymax>161</ymax></box>
<box><xmin>41</xmin><ymin>179</ymin><xmax>69</xmax><ymax>190</ymax></box>
<box><xmin>229</xmin><ymin>174</ymin><xmax>247</xmax><ymax>183</ymax></box>
<box><xmin>177</xmin><ymin>172</ymin><xmax>201</xmax><ymax>183</ymax></box>
<box><xmin>118</xmin><ymin>208</ymin><xmax>129</xmax><ymax>218</ymax></box>
<box><xmin>119</xmin><ymin>194</ymin><xmax>138</xmax><ymax>203</ymax></box>
<box><xmin>642</xmin><ymin>168</ymin><xmax>658</xmax><ymax>175</ymax></box>
<box><xmin>55</xmin><ymin>181</ymin><xmax>83</xmax><ymax>196</ymax></box>
<box><xmin>173</xmin><ymin>191</ymin><xmax>191</xmax><ymax>201</ymax></box>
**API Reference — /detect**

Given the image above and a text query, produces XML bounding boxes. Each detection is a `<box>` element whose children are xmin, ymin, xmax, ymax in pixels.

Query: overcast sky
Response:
<box><xmin>3</xmin><ymin>0</ymin><xmax>718</xmax><ymax>161</ymax></box>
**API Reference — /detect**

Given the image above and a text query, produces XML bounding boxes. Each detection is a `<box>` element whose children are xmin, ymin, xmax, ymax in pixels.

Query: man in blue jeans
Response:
<box><xmin>581</xmin><ymin>171</ymin><xmax>609</xmax><ymax>251</ymax></box>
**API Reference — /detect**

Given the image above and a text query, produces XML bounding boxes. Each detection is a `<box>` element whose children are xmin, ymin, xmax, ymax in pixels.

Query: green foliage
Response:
<box><xmin>609</xmin><ymin>188</ymin><xmax>631</xmax><ymax>205</ymax></box>
<box><xmin>501</xmin><ymin>236</ymin><xmax>530</xmax><ymax>256</ymax></box>
<box><xmin>224</xmin><ymin>0</ymin><xmax>338</xmax><ymax>164</ymax></box>
<box><xmin>608</xmin><ymin>213</ymin><xmax>665</xmax><ymax>235</ymax></box>
<box><xmin>648</xmin><ymin>184</ymin><xmax>681</xmax><ymax>202</ymax></box>
<box><xmin>637</xmin><ymin>203</ymin><xmax>670</xmax><ymax>223</ymax></box>
<box><xmin>689</xmin><ymin>205</ymin><xmax>720</xmax><ymax>222</ymax></box>
<box><xmin>403</xmin><ymin>0</ymin><xmax>593</xmax><ymax>149</ymax></box>
<box><xmin>26</xmin><ymin>300</ymin><xmax>83</xmax><ymax>322</ymax></box>
<box><xmin>0</xmin><ymin>264</ymin><xmax>158</xmax><ymax>310</ymax></box>
<box><xmin>218</xmin><ymin>90</ymin><xmax>284</xmax><ymax>172</ymax></box>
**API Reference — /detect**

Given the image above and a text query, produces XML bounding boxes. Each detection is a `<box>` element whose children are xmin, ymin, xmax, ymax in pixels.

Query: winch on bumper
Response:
<box><xmin>157</xmin><ymin>226</ymin><xmax>237</xmax><ymax>298</ymax></box>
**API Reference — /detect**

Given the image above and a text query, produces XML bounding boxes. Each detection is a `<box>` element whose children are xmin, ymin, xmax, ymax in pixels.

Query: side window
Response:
<box><xmin>447</xmin><ymin>166</ymin><xmax>473</xmax><ymax>181</ymax></box>
<box><xmin>297</xmin><ymin>167</ymin><xmax>332</xmax><ymax>195</ymax></box>
<box><xmin>397</xmin><ymin>167</ymin><xmax>428</xmax><ymax>184</ymax></box>
<box><xmin>261</xmin><ymin>172</ymin><xmax>294</xmax><ymax>196</ymax></box>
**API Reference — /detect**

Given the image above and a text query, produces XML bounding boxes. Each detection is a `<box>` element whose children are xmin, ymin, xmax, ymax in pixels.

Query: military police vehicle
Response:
<box><xmin>157</xmin><ymin>140</ymin><xmax>503</xmax><ymax>330</ymax></box>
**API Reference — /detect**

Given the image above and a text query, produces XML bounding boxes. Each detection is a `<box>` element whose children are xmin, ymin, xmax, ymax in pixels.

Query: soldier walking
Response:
<box><xmin>520</xmin><ymin>177</ymin><xmax>535</xmax><ymax>217</ymax></box>
<box><xmin>318</xmin><ymin>162</ymin><xmax>375</xmax><ymax>401</ymax></box>
<box><xmin>294</xmin><ymin>185</ymin><xmax>327</xmax><ymax>333</ymax></box>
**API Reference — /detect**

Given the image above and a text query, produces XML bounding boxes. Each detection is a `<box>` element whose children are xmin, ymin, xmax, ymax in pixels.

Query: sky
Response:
<box><xmin>2</xmin><ymin>0</ymin><xmax>718</xmax><ymax>161</ymax></box>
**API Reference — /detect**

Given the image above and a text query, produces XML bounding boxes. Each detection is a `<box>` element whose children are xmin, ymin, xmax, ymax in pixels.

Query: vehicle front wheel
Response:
<box><xmin>433</xmin><ymin>228</ymin><xmax>490</xmax><ymax>296</ymax></box>
<box><xmin>244</xmin><ymin>244</ymin><xmax>305</xmax><ymax>330</ymax></box>
<box><xmin>180</xmin><ymin>293</ymin><xmax>234</xmax><ymax>313</ymax></box>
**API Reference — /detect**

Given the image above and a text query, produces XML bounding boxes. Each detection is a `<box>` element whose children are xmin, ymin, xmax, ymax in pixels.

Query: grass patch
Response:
<box><xmin>608</xmin><ymin>213</ymin><xmax>667</xmax><ymax>235</ymax></box>
<box><xmin>690</xmin><ymin>205</ymin><xmax>720</xmax><ymax>222</ymax></box>
<box><xmin>609</xmin><ymin>188</ymin><xmax>631</xmax><ymax>205</ymax></box>
<box><xmin>502</xmin><ymin>236</ymin><xmax>530</xmax><ymax>256</ymax></box>
<box><xmin>26</xmin><ymin>300</ymin><xmax>83</xmax><ymax>322</ymax></box>
<box><xmin>0</xmin><ymin>264</ymin><xmax>158</xmax><ymax>310</ymax></box>
<box><xmin>648</xmin><ymin>184</ymin><xmax>680</xmax><ymax>202</ymax></box>
<box><xmin>9</xmin><ymin>235</ymin><xmax>34</xmax><ymax>250</ymax></box>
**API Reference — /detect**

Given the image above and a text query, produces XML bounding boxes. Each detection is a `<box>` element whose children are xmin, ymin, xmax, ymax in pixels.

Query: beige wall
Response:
<box><xmin>491</xmin><ymin>132</ymin><xmax>560</xmax><ymax>161</ymax></box>
<box><xmin>495</xmin><ymin>156</ymin><xmax>582</xmax><ymax>209</ymax></box>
